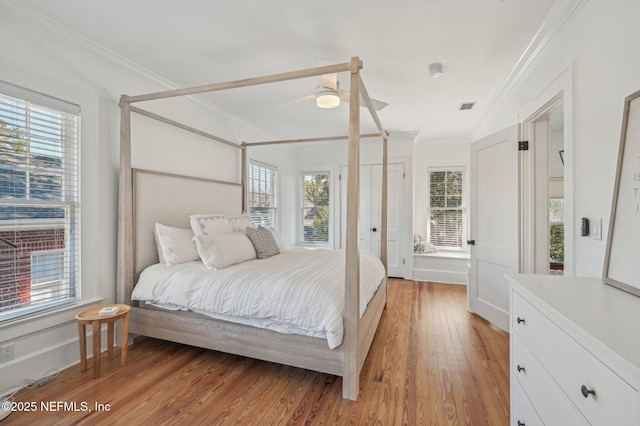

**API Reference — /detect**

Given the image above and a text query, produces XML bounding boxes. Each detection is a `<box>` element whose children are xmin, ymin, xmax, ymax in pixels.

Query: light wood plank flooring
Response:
<box><xmin>8</xmin><ymin>279</ymin><xmax>509</xmax><ymax>425</ymax></box>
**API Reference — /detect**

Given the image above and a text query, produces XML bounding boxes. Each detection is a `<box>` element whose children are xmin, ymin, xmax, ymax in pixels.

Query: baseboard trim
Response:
<box><xmin>412</xmin><ymin>268</ymin><xmax>467</xmax><ymax>285</ymax></box>
<box><xmin>0</xmin><ymin>327</ymin><xmax>112</xmax><ymax>397</ymax></box>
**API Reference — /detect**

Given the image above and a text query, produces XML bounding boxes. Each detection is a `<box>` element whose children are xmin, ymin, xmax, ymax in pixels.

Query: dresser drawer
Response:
<box><xmin>512</xmin><ymin>290</ymin><xmax>639</xmax><ymax>425</ymax></box>
<box><xmin>512</xmin><ymin>380</ymin><xmax>542</xmax><ymax>426</ymax></box>
<box><xmin>512</xmin><ymin>334</ymin><xmax>587</xmax><ymax>425</ymax></box>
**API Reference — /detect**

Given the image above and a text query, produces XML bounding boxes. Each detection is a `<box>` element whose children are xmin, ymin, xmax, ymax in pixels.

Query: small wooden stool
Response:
<box><xmin>76</xmin><ymin>304</ymin><xmax>131</xmax><ymax>378</ymax></box>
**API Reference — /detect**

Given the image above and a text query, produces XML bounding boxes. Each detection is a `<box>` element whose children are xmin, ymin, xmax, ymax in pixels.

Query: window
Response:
<box><xmin>301</xmin><ymin>172</ymin><xmax>330</xmax><ymax>244</ymax></box>
<box><xmin>248</xmin><ymin>161</ymin><xmax>278</xmax><ymax>228</ymax></box>
<box><xmin>0</xmin><ymin>87</ymin><xmax>80</xmax><ymax>322</ymax></box>
<box><xmin>427</xmin><ymin>168</ymin><xmax>465</xmax><ymax>249</ymax></box>
<box><xmin>549</xmin><ymin>198</ymin><xmax>564</xmax><ymax>265</ymax></box>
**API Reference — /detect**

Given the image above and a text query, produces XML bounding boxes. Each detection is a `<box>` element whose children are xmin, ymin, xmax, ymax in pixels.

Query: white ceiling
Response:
<box><xmin>19</xmin><ymin>0</ymin><xmax>555</xmax><ymax>142</ymax></box>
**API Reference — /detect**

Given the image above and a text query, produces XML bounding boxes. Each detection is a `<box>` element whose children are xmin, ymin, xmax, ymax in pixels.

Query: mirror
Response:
<box><xmin>603</xmin><ymin>89</ymin><xmax>640</xmax><ymax>296</ymax></box>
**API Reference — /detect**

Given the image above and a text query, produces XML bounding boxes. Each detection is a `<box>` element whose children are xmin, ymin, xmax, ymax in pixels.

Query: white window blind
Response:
<box><xmin>301</xmin><ymin>172</ymin><xmax>330</xmax><ymax>244</ymax></box>
<box><xmin>248</xmin><ymin>161</ymin><xmax>278</xmax><ymax>228</ymax></box>
<box><xmin>428</xmin><ymin>169</ymin><xmax>464</xmax><ymax>249</ymax></box>
<box><xmin>0</xmin><ymin>87</ymin><xmax>80</xmax><ymax>322</ymax></box>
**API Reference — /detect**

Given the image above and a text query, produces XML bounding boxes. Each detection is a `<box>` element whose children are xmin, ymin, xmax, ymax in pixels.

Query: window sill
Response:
<box><xmin>413</xmin><ymin>252</ymin><xmax>470</xmax><ymax>260</ymax></box>
<box><xmin>0</xmin><ymin>297</ymin><xmax>104</xmax><ymax>340</ymax></box>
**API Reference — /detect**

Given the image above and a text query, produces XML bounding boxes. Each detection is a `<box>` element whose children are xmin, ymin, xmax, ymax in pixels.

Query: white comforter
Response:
<box><xmin>131</xmin><ymin>248</ymin><xmax>385</xmax><ymax>349</ymax></box>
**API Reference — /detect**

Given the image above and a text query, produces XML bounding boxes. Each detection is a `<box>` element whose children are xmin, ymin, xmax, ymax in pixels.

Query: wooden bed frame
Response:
<box><xmin>117</xmin><ymin>57</ymin><xmax>389</xmax><ymax>400</ymax></box>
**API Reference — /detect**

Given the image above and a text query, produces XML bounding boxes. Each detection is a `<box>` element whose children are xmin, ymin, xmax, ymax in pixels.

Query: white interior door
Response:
<box><xmin>469</xmin><ymin>125</ymin><xmax>519</xmax><ymax>331</ymax></box>
<box><xmin>340</xmin><ymin>163</ymin><xmax>407</xmax><ymax>278</ymax></box>
<box><xmin>371</xmin><ymin>164</ymin><xmax>405</xmax><ymax>277</ymax></box>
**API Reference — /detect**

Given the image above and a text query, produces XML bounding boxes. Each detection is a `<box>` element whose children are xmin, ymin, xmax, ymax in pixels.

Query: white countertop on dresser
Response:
<box><xmin>506</xmin><ymin>272</ymin><xmax>640</xmax><ymax>382</ymax></box>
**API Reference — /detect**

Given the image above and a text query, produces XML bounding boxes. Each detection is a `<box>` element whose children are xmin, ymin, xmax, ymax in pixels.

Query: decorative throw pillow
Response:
<box><xmin>154</xmin><ymin>223</ymin><xmax>200</xmax><ymax>265</ymax></box>
<box><xmin>194</xmin><ymin>232</ymin><xmax>257</xmax><ymax>269</ymax></box>
<box><xmin>246</xmin><ymin>225</ymin><xmax>280</xmax><ymax>259</ymax></box>
<box><xmin>189</xmin><ymin>213</ymin><xmax>233</xmax><ymax>237</ymax></box>
<box><xmin>228</xmin><ymin>213</ymin><xmax>257</xmax><ymax>233</ymax></box>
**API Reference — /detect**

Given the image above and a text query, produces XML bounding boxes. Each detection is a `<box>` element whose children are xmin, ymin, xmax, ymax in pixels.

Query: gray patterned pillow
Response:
<box><xmin>246</xmin><ymin>225</ymin><xmax>280</xmax><ymax>259</ymax></box>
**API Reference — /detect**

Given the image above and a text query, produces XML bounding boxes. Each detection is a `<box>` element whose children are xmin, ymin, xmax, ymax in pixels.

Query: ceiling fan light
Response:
<box><xmin>316</xmin><ymin>90</ymin><xmax>341</xmax><ymax>109</ymax></box>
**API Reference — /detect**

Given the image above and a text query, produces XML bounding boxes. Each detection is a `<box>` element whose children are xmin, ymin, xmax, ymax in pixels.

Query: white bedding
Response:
<box><xmin>131</xmin><ymin>248</ymin><xmax>385</xmax><ymax>349</ymax></box>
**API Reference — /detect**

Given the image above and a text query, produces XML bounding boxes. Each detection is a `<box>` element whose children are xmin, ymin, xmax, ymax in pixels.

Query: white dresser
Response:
<box><xmin>506</xmin><ymin>273</ymin><xmax>640</xmax><ymax>425</ymax></box>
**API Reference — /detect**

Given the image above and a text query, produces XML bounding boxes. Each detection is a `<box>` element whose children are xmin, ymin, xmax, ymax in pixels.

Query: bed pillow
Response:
<box><xmin>228</xmin><ymin>213</ymin><xmax>257</xmax><ymax>233</ymax></box>
<box><xmin>194</xmin><ymin>232</ymin><xmax>257</xmax><ymax>269</ymax></box>
<box><xmin>264</xmin><ymin>227</ymin><xmax>284</xmax><ymax>249</ymax></box>
<box><xmin>246</xmin><ymin>225</ymin><xmax>280</xmax><ymax>259</ymax></box>
<box><xmin>190</xmin><ymin>213</ymin><xmax>233</xmax><ymax>237</ymax></box>
<box><xmin>154</xmin><ymin>223</ymin><xmax>200</xmax><ymax>265</ymax></box>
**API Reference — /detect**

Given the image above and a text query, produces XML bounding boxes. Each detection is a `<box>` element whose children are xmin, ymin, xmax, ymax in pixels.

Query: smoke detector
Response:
<box><xmin>428</xmin><ymin>62</ymin><xmax>444</xmax><ymax>78</ymax></box>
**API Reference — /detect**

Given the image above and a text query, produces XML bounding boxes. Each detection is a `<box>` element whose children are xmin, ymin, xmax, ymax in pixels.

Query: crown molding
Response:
<box><xmin>471</xmin><ymin>0</ymin><xmax>589</xmax><ymax>141</ymax></box>
<box><xmin>2</xmin><ymin>0</ymin><xmax>249</xmax><ymax>120</ymax></box>
<box><xmin>3</xmin><ymin>2</ymin><xmax>181</xmax><ymax>93</ymax></box>
<box><xmin>2</xmin><ymin>1</ymin><xmax>276</xmax><ymax>141</ymax></box>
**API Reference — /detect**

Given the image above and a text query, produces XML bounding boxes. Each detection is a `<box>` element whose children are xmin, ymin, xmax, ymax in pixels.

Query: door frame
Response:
<box><xmin>520</xmin><ymin>98</ymin><xmax>563</xmax><ymax>274</ymax></box>
<box><xmin>518</xmin><ymin>67</ymin><xmax>574</xmax><ymax>275</ymax></box>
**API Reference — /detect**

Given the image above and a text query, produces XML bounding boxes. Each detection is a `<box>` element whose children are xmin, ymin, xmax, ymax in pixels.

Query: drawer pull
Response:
<box><xmin>517</xmin><ymin>317</ymin><xmax>526</xmax><ymax>324</ymax></box>
<box><xmin>581</xmin><ymin>385</ymin><xmax>596</xmax><ymax>398</ymax></box>
<box><xmin>517</xmin><ymin>421</ymin><xmax>525</xmax><ymax>426</ymax></box>
<box><xmin>517</xmin><ymin>364</ymin><xmax>526</xmax><ymax>373</ymax></box>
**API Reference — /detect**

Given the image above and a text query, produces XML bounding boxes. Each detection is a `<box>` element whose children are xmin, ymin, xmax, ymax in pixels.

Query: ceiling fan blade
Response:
<box><xmin>319</xmin><ymin>73</ymin><xmax>338</xmax><ymax>90</ymax></box>
<box><xmin>339</xmin><ymin>90</ymin><xmax>388</xmax><ymax>111</ymax></box>
<box><xmin>278</xmin><ymin>93</ymin><xmax>316</xmax><ymax>110</ymax></box>
<box><xmin>369</xmin><ymin>98</ymin><xmax>388</xmax><ymax>111</ymax></box>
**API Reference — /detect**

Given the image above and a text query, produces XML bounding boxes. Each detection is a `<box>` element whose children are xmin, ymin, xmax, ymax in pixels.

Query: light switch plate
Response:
<box><xmin>590</xmin><ymin>218</ymin><xmax>602</xmax><ymax>240</ymax></box>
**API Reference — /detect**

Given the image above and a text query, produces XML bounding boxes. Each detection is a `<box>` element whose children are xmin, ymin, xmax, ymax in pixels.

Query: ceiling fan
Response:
<box><xmin>314</xmin><ymin>73</ymin><xmax>388</xmax><ymax>111</ymax></box>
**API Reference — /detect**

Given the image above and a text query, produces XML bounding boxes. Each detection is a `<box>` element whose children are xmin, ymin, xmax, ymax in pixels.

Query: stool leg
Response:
<box><xmin>120</xmin><ymin>311</ymin><xmax>130</xmax><ymax>367</ymax></box>
<box><xmin>78</xmin><ymin>322</ymin><xmax>87</xmax><ymax>372</ymax></box>
<box><xmin>92</xmin><ymin>321</ymin><xmax>101</xmax><ymax>379</ymax></box>
<box><xmin>107</xmin><ymin>321</ymin><xmax>114</xmax><ymax>360</ymax></box>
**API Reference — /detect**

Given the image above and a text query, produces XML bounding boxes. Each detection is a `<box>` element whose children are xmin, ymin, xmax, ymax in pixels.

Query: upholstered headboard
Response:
<box><xmin>132</xmin><ymin>169</ymin><xmax>242</xmax><ymax>274</ymax></box>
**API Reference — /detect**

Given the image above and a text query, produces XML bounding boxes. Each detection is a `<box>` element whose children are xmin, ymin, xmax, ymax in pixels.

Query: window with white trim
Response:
<box><xmin>0</xmin><ymin>86</ymin><xmax>80</xmax><ymax>322</ymax></box>
<box><xmin>248</xmin><ymin>161</ymin><xmax>278</xmax><ymax>228</ymax></box>
<box><xmin>427</xmin><ymin>168</ymin><xmax>465</xmax><ymax>249</ymax></box>
<box><xmin>301</xmin><ymin>172</ymin><xmax>330</xmax><ymax>244</ymax></box>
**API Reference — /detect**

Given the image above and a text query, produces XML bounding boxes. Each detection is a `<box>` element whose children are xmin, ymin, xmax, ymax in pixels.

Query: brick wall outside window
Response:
<box><xmin>0</xmin><ymin>228</ymin><xmax>65</xmax><ymax>309</ymax></box>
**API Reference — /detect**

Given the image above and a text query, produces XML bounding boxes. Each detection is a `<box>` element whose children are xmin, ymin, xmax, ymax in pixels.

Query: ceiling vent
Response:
<box><xmin>459</xmin><ymin>102</ymin><xmax>475</xmax><ymax>111</ymax></box>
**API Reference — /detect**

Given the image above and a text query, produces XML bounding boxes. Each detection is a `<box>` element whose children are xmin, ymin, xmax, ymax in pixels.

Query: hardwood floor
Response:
<box><xmin>8</xmin><ymin>279</ymin><xmax>509</xmax><ymax>425</ymax></box>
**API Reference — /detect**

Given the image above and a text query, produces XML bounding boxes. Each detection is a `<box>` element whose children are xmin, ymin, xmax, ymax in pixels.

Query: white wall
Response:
<box><xmin>0</xmin><ymin>3</ymin><xmax>257</xmax><ymax>395</ymax></box>
<box><xmin>473</xmin><ymin>0</ymin><xmax>640</xmax><ymax>277</ymax></box>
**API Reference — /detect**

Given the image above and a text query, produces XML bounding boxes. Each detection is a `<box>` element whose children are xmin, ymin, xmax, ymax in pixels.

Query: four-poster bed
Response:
<box><xmin>117</xmin><ymin>57</ymin><xmax>389</xmax><ymax>400</ymax></box>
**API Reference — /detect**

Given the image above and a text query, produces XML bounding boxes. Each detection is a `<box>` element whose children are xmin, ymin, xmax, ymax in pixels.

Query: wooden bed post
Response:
<box><xmin>380</xmin><ymin>133</ymin><xmax>389</xmax><ymax>274</ymax></box>
<box><xmin>343</xmin><ymin>56</ymin><xmax>362</xmax><ymax>400</ymax></box>
<box><xmin>117</xmin><ymin>95</ymin><xmax>134</xmax><ymax>305</ymax></box>
<box><xmin>241</xmin><ymin>143</ymin><xmax>247</xmax><ymax>213</ymax></box>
